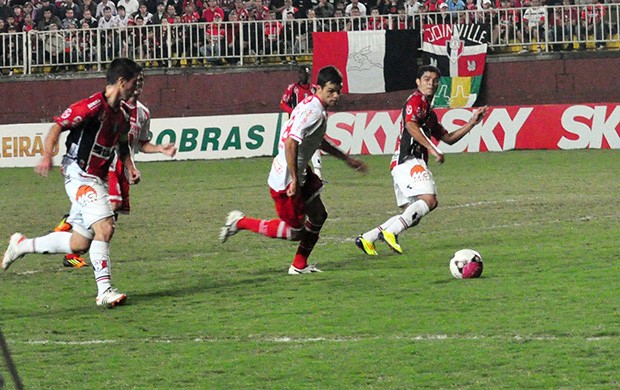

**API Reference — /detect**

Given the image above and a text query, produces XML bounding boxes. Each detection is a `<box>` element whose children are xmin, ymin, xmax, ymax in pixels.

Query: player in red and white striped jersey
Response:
<box><xmin>220</xmin><ymin>66</ymin><xmax>368</xmax><ymax>275</ymax></box>
<box><xmin>280</xmin><ymin>66</ymin><xmax>325</xmax><ymax>179</ymax></box>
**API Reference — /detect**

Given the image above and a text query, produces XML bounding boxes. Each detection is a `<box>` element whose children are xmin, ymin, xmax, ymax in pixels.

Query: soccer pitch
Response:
<box><xmin>0</xmin><ymin>149</ymin><xmax>618</xmax><ymax>388</ymax></box>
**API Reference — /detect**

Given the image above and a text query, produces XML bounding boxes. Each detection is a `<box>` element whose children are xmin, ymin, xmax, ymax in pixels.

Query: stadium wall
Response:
<box><xmin>0</xmin><ymin>55</ymin><xmax>619</xmax><ymax>125</ymax></box>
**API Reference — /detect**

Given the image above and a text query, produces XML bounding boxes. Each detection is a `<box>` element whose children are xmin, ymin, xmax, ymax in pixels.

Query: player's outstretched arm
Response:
<box><xmin>139</xmin><ymin>142</ymin><xmax>177</xmax><ymax>157</ymax></box>
<box><xmin>34</xmin><ymin>123</ymin><xmax>63</xmax><ymax>177</ymax></box>
<box><xmin>441</xmin><ymin>106</ymin><xmax>488</xmax><ymax>146</ymax></box>
<box><xmin>319</xmin><ymin>139</ymin><xmax>368</xmax><ymax>174</ymax></box>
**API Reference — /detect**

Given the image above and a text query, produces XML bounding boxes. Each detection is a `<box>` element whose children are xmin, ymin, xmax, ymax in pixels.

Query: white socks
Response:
<box><xmin>25</xmin><ymin>232</ymin><xmax>72</xmax><ymax>254</ymax></box>
<box><xmin>385</xmin><ymin>200</ymin><xmax>430</xmax><ymax>236</ymax></box>
<box><xmin>89</xmin><ymin>240</ymin><xmax>112</xmax><ymax>296</ymax></box>
<box><xmin>362</xmin><ymin>216</ymin><xmax>400</xmax><ymax>242</ymax></box>
<box><xmin>362</xmin><ymin>200</ymin><xmax>431</xmax><ymax>242</ymax></box>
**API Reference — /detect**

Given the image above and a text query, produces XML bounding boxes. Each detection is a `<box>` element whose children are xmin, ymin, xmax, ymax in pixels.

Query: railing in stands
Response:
<box><xmin>0</xmin><ymin>4</ymin><xmax>618</xmax><ymax>75</ymax></box>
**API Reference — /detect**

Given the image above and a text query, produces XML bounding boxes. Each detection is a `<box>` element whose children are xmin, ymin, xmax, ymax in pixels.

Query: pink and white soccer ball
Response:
<box><xmin>449</xmin><ymin>249</ymin><xmax>483</xmax><ymax>279</ymax></box>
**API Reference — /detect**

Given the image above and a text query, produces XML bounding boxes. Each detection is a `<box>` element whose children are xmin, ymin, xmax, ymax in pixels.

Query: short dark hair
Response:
<box><xmin>316</xmin><ymin>66</ymin><xmax>343</xmax><ymax>88</ymax></box>
<box><xmin>106</xmin><ymin>58</ymin><xmax>143</xmax><ymax>85</ymax></box>
<box><xmin>416</xmin><ymin>65</ymin><xmax>441</xmax><ymax>79</ymax></box>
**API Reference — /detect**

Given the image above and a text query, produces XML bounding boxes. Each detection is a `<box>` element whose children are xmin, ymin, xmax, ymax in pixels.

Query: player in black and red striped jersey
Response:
<box><xmin>356</xmin><ymin>65</ymin><xmax>487</xmax><ymax>256</ymax></box>
<box><xmin>280</xmin><ymin>66</ymin><xmax>326</xmax><ymax>179</ymax></box>
<box><xmin>2</xmin><ymin>58</ymin><xmax>143</xmax><ymax>308</ymax></box>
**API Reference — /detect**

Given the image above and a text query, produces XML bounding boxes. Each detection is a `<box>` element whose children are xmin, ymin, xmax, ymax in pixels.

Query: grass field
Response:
<box><xmin>0</xmin><ymin>149</ymin><xmax>618</xmax><ymax>389</ymax></box>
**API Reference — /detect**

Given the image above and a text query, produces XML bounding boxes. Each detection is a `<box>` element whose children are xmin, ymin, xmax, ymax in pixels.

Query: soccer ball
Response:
<box><xmin>449</xmin><ymin>249</ymin><xmax>483</xmax><ymax>279</ymax></box>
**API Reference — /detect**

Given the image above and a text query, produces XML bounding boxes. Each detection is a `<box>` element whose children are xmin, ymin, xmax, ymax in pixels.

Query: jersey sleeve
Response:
<box><xmin>280</xmin><ymin>84</ymin><xmax>294</xmax><ymax>114</ymax></box>
<box><xmin>404</xmin><ymin>94</ymin><xmax>425</xmax><ymax>125</ymax></box>
<box><xmin>53</xmin><ymin>95</ymin><xmax>102</xmax><ymax>131</ymax></box>
<box><xmin>286</xmin><ymin>100</ymin><xmax>322</xmax><ymax>145</ymax></box>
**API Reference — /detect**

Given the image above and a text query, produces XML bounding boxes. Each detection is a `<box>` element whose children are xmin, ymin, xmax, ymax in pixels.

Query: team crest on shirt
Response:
<box><xmin>60</xmin><ymin>108</ymin><xmax>72</xmax><ymax>119</ymax></box>
<box><xmin>76</xmin><ymin>185</ymin><xmax>98</xmax><ymax>206</ymax></box>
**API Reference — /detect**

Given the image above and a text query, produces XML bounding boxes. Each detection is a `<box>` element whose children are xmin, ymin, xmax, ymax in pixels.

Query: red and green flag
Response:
<box><xmin>422</xmin><ymin>24</ymin><xmax>489</xmax><ymax>108</ymax></box>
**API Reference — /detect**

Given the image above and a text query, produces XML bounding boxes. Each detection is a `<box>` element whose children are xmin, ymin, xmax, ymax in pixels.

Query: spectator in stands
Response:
<box><xmin>579</xmin><ymin>0</ymin><xmax>609</xmax><ymax>50</ymax></box>
<box><xmin>425</xmin><ymin>0</ymin><xmax>440</xmax><ymax>11</ymax></box>
<box><xmin>39</xmin><ymin>0</ymin><xmax>60</xmax><ymax>19</ymax></box>
<box><xmin>0</xmin><ymin>18</ymin><xmax>6</xmax><ymax>34</ymax></box>
<box><xmin>77</xmin><ymin>21</ymin><xmax>95</xmax><ymax>60</ymax></box>
<box><xmin>151</xmin><ymin>1</ymin><xmax>168</xmax><ymax>23</ymax></box>
<box><xmin>4</xmin><ymin>14</ymin><xmax>18</xmax><ymax>31</ymax></box>
<box><xmin>549</xmin><ymin>0</ymin><xmax>577</xmax><ymax>51</ymax></box>
<box><xmin>131</xmin><ymin>15</ymin><xmax>150</xmax><ymax>58</ymax></box>
<box><xmin>38</xmin><ymin>7</ymin><xmax>62</xmax><ymax>30</ymax></box>
<box><xmin>269</xmin><ymin>0</ymin><xmax>287</xmax><ymax>18</ymax></box>
<box><xmin>495</xmin><ymin>0</ymin><xmax>521</xmax><ymax>45</ymax></box>
<box><xmin>0</xmin><ymin>0</ymin><xmax>12</xmax><ymax>21</ymax></box>
<box><xmin>202</xmin><ymin>0</ymin><xmax>225</xmax><ymax>21</ymax></box>
<box><xmin>232</xmin><ymin>0</ymin><xmax>250</xmax><ymax>20</ymax></box>
<box><xmin>96</xmin><ymin>0</ymin><xmax>117</xmax><ymax>18</ymax></box>
<box><xmin>380</xmin><ymin>0</ymin><xmax>400</xmax><ymax>15</ymax></box>
<box><xmin>165</xmin><ymin>3</ymin><xmax>177</xmax><ymax>21</ymax></box>
<box><xmin>119</xmin><ymin>0</ymin><xmax>141</xmax><ymax>18</ymax></box>
<box><xmin>23</xmin><ymin>2</ymin><xmax>35</xmax><ymax>20</ymax></box>
<box><xmin>447</xmin><ymin>0</ymin><xmax>465</xmax><ymax>15</ymax></box>
<box><xmin>99</xmin><ymin>6</ymin><xmax>117</xmax><ymax>28</ymax></box>
<box><xmin>40</xmin><ymin>23</ymin><xmax>65</xmax><ymax>65</ymax></box>
<box><xmin>395</xmin><ymin>5</ymin><xmax>410</xmax><ymax>28</ymax></box>
<box><xmin>13</xmin><ymin>5</ymin><xmax>25</xmax><ymax>25</ymax></box>
<box><xmin>201</xmin><ymin>11</ymin><xmax>226</xmax><ymax>63</ymax></box>
<box><xmin>314</xmin><ymin>0</ymin><xmax>334</xmax><ymax>16</ymax></box>
<box><xmin>181</xmin><ymin>1</ymin><xmax>201</xmax><ymax>21</ymax></box>
<box><xmin>281</xmin><ymin>0</ymin><xmax>298</xmax><ymax>20</ymax></box>
<box><xmin>521</xmin><ymin>0</ymin><xmax>546</xmax><ymax>52</ymax></box>
<box><xmin>262</xmin><ymin>9</ymin><xmax>287</xmax><ymax>62</ymax></box>
<box><xmin>21</xmin><ymin>12</ymin><xmax>35</xmax><ymax>32</ymax></box>
<box><xmin>60</xmin><ymin>0</ymin><xmax>82</xmax><ymax>20</ymax></box>
<box><xmin>167</xmin><ymin>0</ymin><xmax>184</xmax><ymax>16</ymax></box>
<box><xmin>116</xmin><ymin>5</ymin><xmax>133</xmax><ymax>26</ymax></box>
<box><xmin>346</xmin><ymin>5</ymin><xmax>367</xmax><ymax>29</ymax></box>
<box><xmin>133</xmin><ymin>2</ymin><xmax>154</xmax><ymax>23</ymax></box>
<box><xmin>330</xmin><ymin>8</ymin><xmax>347</xmax><ymax>30</ymax></box>
<box><xmin>225</xmin><ymin>10</ymin><xmax>247</xmax><ymax>64</ymax></box>
<box><xmin>80</xmin><ymin>8</ymin><xmax>98</xmax><ymax>28</ymax></box>
<box><xmin>249</xmin><ymin>0</ymin><xmax>270</xmax><ymax>19</ymax></box>
<box><xmin>345</xmin><ymin>0</ymin><xmax>367</xmax><ymax>15</ymax></box>
<box><xmin>81</xmin><ymin>0</ymin><xmax>97</xmax><ymax>19</ymax></box>
<box><xmin>367</xmin><ymin>6</ymin><xmax>387</xmax><ymax>29</ymax></box>
<box><xmin>404</xmin><ymin>0</ymin><xmax>421</xmax><ymax>16</ymax></box>
<box><xmin>61</xmin><ymin>8</ymin><xmax>78</xmax><ymax>28</ymax></box>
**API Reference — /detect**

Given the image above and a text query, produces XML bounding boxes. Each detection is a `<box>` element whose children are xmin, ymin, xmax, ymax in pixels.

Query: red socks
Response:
<box><xmin>237</xmin><ymin>217</ymin><xmax>291</xmax><ymax>239</ymax></box>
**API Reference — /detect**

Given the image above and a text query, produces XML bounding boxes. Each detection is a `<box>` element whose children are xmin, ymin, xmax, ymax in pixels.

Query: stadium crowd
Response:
<box><xmin>0</xmin><ymin>0</ymin><xmax>618</xmax><ymax>70</ymax></box>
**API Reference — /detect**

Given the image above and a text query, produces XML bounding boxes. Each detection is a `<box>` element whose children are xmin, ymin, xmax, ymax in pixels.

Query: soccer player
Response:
<box><xmin>1</xmin><ymin>58</ymin><xmax>143</xmax><ymax>308</ymax></box>
<box><xmin>355</xmin><ymin>65</ymin><xmax>488</xmax><ymax>256</ymax></box>
<box><xmin>220</xmin><ymin>66</ymin><xmax>368</xmax><ymax>275</ymax></box>
<box><xmin>279</xmin><ymin>66</ymin><xmax>324</xmax><ymax>180</ymax></box>
<box><xmin>56</xmin><ymin>73</ymin><xmax>177</xmax><ymax>269</ymax></box>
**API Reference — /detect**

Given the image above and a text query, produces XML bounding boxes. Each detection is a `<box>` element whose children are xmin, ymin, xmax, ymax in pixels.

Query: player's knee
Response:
<box><xmin>312</xmin><ymin>209</ymin><xmax>328</xmax><ymax>225</ymax></box>
<box><xmin>92</xmin><ymin>217</ymin><xmax>115</xmax><ymax>242</ymax></box>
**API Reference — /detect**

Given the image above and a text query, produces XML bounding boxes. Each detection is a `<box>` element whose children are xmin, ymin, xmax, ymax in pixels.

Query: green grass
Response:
<box><xmin>0</xmin><ymin>149</ymin><xmax>618</xmax><ymax>389</ymax></box>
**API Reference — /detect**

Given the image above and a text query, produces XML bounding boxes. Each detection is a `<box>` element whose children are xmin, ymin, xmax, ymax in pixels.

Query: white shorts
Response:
<box><xmin>63</xmin><ymin>162</ymin><xmax>114</xmax><ymax>239</ymax></box>
<box><xmin>391</xmin><ymin>158</ymin><xmax>437</xmax><ymax>207</ymax></box>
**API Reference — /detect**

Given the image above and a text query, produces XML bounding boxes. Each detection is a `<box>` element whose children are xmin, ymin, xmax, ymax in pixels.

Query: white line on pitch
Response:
<box><xmin>14</xmin><ymin>334</ymin><xmax>613</xmax><ymax>346</ymax></box>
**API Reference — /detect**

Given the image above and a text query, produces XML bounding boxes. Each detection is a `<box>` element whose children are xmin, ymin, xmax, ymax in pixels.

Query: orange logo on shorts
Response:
<box><xmin>76</xmin><ymin>185</ymin><xmax>97</xmax><ymax>206</ymax></box>
<box><xmin>410</xmin><ymin>165</ymin><xmax>426</xmax><ymax>176</ymax></box>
